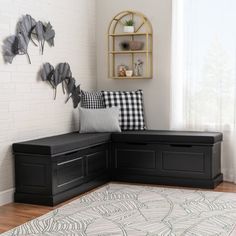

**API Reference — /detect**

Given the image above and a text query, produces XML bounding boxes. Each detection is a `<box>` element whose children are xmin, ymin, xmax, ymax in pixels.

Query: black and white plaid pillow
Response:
<box><xmin>81</xmin><ymin>90</ymin><xmax>105</xmax><ymax>109</ymax></box>
<box><xmin>101</xmin><ymin>90</ymin><xmax>145</xmax><ymax>130</ymax></box>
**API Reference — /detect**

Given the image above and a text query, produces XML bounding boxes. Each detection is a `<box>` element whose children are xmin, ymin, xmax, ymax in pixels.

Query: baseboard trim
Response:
<box><xmin>222</xmin><ymin>168</ymin><xmax>236</xmax><ymax>183</ymax></box>
<box><xmin>0</xmin><ymin>188</ymin><xmax>14</xmax><ymax>206</ymax></box>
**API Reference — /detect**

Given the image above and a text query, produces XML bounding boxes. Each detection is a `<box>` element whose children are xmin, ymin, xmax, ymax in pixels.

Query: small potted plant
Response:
<box><xmin>123</xmin><ymin>19</ymin><xmax>135</xmax><ymax>33</ymax></box>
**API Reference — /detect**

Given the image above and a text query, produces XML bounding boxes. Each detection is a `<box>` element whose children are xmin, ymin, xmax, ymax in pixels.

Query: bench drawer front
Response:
<box><xmin>54</xmin><ymin>144</ymin><xmax>109</xmax><ymax>194</ymax></box>
<box><xmin>157</xmin><ymin>144</ymin><xmax>211</xmax><ymax>179</ymax></box>
<box><xmin>87</xmin><ymin>150</ymin><xmax>109</xmax><ymax>176</ymax></box>
<box><xmin>15</xmin><ymin>155</ymin><xmax>52</xmax><ymax>195</ymax></box>
<box><xmin>55</xmin><ymin>152</ymin><xmax>85</xmax><ymax>194</ymax></box>
<box><xmin>113</xmin><ymin>143</ymin><xmax>156</xmax><ymax>175</ymax></box>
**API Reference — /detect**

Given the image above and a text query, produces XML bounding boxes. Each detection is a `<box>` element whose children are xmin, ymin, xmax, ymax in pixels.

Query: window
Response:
<box><xmin>171</xmin><ymin>0</ymin><xmax>236</xmax><ymax>183</ymax></box>
<box><xmin>172</xmin><ymin>0</ymin><xmax>236</xmax><ymax>130</ymax></box>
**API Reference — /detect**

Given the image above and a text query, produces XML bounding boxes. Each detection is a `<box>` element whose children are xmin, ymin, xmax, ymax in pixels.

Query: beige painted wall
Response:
<box><xmin>0</xmin><ymin>0</ymin><xmax>97</xmax><ymax>205</ymax></box>
<box><xmin>96</xmin><ymin>0</ymin><xmax>172</xmax><ymax>130</ymax></box>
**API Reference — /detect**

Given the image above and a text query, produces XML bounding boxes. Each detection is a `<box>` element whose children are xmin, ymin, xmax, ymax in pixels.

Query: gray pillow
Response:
<box><xmin>79</xmin><ymin>107</ymin><xmax>121</xmax><ymax>133</ymax></box>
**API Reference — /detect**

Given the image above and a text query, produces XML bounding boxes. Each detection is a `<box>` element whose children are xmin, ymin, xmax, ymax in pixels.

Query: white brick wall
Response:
<box><xmin>0</xmin><ymin>0</ymin><xmax>97</xmax><ymax>205</ymax></box>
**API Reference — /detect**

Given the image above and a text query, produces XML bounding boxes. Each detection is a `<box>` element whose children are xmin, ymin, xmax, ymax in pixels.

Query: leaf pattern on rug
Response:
<box><xmin>2</xmin><ymin>184</ymin><xmax>236</xmax><ymax>236</ymax></box>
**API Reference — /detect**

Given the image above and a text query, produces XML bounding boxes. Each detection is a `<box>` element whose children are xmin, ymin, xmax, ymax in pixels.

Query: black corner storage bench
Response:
<box><xmin>13</xmin><ymin>133</ymin><xmax>112</xmax><ymax>206</ymax></box>
<box><xmin>13</xmin><ymin>130</ymin><xmax>223</xmax><ymax>206</ymax></box>
<box><xmin>111</xmin><ymin>130</ymin><xmax>223</xmax><ymax>188</ymax></box>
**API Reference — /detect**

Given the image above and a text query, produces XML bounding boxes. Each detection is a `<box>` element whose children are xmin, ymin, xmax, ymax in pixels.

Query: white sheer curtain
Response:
<box><xmin>171</xmin><ymin>0</ymin><xmax>236</xmax><ymax>183</ymax></box>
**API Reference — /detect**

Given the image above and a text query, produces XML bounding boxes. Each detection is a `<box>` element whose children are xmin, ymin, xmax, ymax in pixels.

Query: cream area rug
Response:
<box><xmin>2</xmin><ymin>183</ymin><xmax>236</xmax><ymax>236</ymax></box>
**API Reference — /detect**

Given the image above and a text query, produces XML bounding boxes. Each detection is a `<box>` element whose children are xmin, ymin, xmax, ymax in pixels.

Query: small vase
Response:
<box><xmin>138</xmin><ymin>65</ymin><xmax>143</xmax><ymax>76</ymax></box>
<box><xmin>123</xmin><ymin>26</ymin><xmax>134</xmax><ymax>33</ymax></box>
<box><xmin>134</xmin><ymin>64</ymin><xmax>138</xmax><ymax>76</ymax></box>
<box><xmin>126</xmin><ymin>70</ymin><xmax>133</xmax><ymax>77</ymax></box>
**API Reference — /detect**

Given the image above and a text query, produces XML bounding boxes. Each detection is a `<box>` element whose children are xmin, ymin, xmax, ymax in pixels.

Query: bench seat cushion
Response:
<box><xmin>13</xmin><ymin>132</ymin><xmax>111</xmax><ymax>155</ymax></box>
<box><xmin>13</xmin><ymin>130</ymin><xmax>223</xmax><ymax>156</ymax></box>
<box><xmin>111</xmin><ymin>130</ymin><xmax>223</xmax><ymax>144</ymax></box>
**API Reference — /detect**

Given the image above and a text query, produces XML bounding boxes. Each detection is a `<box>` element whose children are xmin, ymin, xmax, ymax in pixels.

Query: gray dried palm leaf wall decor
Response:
<box><xmin>2</xmin><ymin>14</ymin><xmax>55</xmax><ymax>64</ymax></box>
<box><xmin>40</xmin><ymin>62</ymin><xmax>81</xmax><ymax>108</ymax></box>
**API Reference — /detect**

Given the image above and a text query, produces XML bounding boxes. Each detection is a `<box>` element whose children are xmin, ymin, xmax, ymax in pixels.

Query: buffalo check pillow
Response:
<box><xmin>81</xmin><ymin>90</ymin><xmax>105</xmax><ymax>109</ymax></box>
<box><xmin>101</xmin><ymin>90</ymin><xmax>146</xmax><ymax>130</ymax></box>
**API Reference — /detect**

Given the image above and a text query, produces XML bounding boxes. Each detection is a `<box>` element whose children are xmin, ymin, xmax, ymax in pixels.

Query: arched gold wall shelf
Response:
<box><xmin>108</xmin><ymin>10</ymin><xmax>153</xmax><ymax>79</ymax></box>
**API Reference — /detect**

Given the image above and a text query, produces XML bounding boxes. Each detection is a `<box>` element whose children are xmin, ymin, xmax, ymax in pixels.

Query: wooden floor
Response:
<box><xmin>0</xmin><ymin>181</ymin><xmax>236</xmax><ymax>234</ymax></box>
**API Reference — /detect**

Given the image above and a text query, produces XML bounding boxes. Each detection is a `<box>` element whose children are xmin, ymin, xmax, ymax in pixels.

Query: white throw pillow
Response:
<box><xmin>79</xmin><ymin>107</ymin><xmax>121</xmax><ymax>133</ymax></box>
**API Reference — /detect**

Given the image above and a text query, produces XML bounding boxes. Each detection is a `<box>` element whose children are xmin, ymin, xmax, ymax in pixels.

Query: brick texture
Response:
<box><xmin>0</xmin><ymin>0</ymin><xmax>97</xmax><ymax>194</ymax></box>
